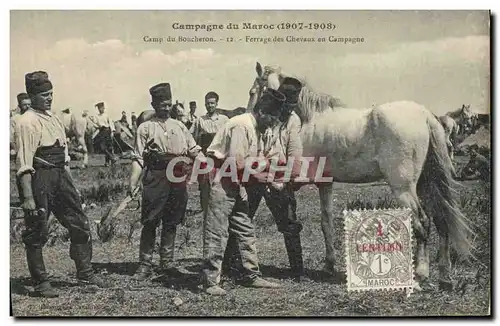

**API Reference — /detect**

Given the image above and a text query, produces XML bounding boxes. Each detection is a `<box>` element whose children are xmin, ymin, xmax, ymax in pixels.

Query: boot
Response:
<box><xmin>284</xmin><ymin>234</ymin><xmax>305</xmax><ymax>282</ymax></box>
<box><xmin>159</xmin><ymin>225</ymin><xmax>180</xmax><ymax>276</ymax></box>
<box><xmin>135</xmin><ymin>226</ymin><xmax>156</xmax><ymax>280</ymax></box>
<box><xmin>70</xmin><ymin>241</ymin><xmax>110</xmax><ymax>288</ymax></box>
<box><xmin>33</xmin><ymin>280</ymin><xmax>58</xmax><ymax>298</ymax></box>
<box><xmin>205</xmin><ymin>285</ymin><xmax>227</xmax><ymax>296</ymax></box>
<box><xmin>26</xmin><ymin>247</ymin><xmax>58</xmax><ymax>298</ymax></box>
<box><xmin>243</xmin><ymin>277</ymin><xmax>281</xmax><ymax>288</ymax></box>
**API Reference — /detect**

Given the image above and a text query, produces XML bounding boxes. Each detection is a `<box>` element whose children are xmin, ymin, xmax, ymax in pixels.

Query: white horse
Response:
<box><xmin>247</xmin><ymin>62</ymin><xmax>475</xmax><ymax>291</ymax></box>
<box><xmin>438</xmin><ymin>104</ymin><xmax>475</xmax><ymax>160</ymax></box>
<box><xmin>61</xmin><ymin>110</ymin><xmax>98</xmax><ymax>168</ymax></box>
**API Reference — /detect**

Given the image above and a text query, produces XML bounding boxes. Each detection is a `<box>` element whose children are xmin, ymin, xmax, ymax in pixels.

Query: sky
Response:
<box><xmin>10</xmin><ymin>10</ymin><xmax>490</xmax><ymax>118</ymax></box>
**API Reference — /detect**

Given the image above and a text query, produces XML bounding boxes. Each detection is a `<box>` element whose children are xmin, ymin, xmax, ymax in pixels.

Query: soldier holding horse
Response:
<box><xmin>245</xmin><ymin>62</ymin><xmax>474</xmax><ymax>291</ymax></box>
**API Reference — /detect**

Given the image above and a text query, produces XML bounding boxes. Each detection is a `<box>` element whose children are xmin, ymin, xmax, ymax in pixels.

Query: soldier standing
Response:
<box><xmin>11</xmin><ymin>93</ymin><xmax>32</xmax><ymax>157</ymax></box>
<box><xmin>11</xmin><ymin>93</ymin><xmax>32</xmax><ymax>203</ymax></box>
<box><xmin>223</xmin><ymin>77</ymin><xmax>306</xmax><ymax>281</ymax></box>
<box><xmin>129</xmin><ymin>83</ymin><xmax>201</xmax><ymax>280</ymax></box>
<box><xmin>94</xmin><ymin>102</ymin><xmax>116</xmax><ymax>166</ymax></box>
<box><xmin>184</xmin><ymin>101</ymin><xmax>198</xmax><ymax>129</ymax></box>
<box><xmin>15</xmin><ymin>71</ymin><xmax>108</xmax><ymax>298</ymax></box>
<box><xmin>200</xmin><ymin>88</ymin><xmax>286</xmax><ymax>295</ymax></box>
<box><xmin>190</xmin><ymin>92</ymin><xmax>229</xmax><ymax>211</ymax></box>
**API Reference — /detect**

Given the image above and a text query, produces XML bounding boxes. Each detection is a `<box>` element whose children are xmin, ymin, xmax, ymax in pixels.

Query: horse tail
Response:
<box><xmin>417</xmin><ymin>114</ymin><xmax>475</xmax><ymax>256</ymax></box>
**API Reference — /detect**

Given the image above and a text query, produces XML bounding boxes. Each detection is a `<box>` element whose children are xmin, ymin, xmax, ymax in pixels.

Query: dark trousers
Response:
<box><xmin>16</xmin><ymin>176</ymin><xmax>24</xmax><ymax>203</ymax></box>
<box><xmin>85</xmin><ymin>132</ymin><xmax>94</xmax><ymax>154</ymax></box>
<box><xmin>96</xmin><ymin>127</ymin><xmax>114</xmax><ymax>164</ymax></box>
<box><xmin>138</xmin><ymin>169</ymin><xmax>188</xmax><ymax>267</ymax></box>
<box><xmin>22</xmin><ymin>167</ymin><xmax>92</xmax><ymax>285</ymax></box>
<box><xmin>246</xmin><ymin>184</ymin><xmax>301</xmax><ymax>234</ymax></box>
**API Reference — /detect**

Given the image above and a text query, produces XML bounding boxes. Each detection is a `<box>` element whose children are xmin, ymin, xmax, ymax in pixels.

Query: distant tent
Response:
<box><xmin>458</xmin><ymin>125</ymin><xmax>491</xmax><ymax>150</ymax></box>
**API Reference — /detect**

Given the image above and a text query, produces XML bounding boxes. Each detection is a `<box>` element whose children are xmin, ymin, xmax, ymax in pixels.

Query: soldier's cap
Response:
<box><xmin>149</xmin><ymin>83</ymin><xmax>172</xmax><ymax>101</ymax></box>
<box><xmin>278</xmin><ymin>77</ymin><xmax>303</xmax><ymax>105</ymax></box>
<box><xmin>62</xmin><ymin>108</ymin><xmax>71</xmax><ymax>114</ymax></box>
<box><xmin>25</xmin><ymin>71</ymin><xmax>52</xmax><ymax>95</ymax></box>
<box><xmin>189</xmin><ymin>101</ymin><xmax>197</xmax><ymax>106</ymax></box>
<box><xmin>205</xmin><ymin>91</ymin><xmax>219</xmax><ymax>102</ymax></box>
<box><xmin>255</xmin><ymin>88</ymin><xmax>286</xmax><ymax>116</ymax></box>
<box><xmin>95</xmin><ymin>102</ymin><xmax>105</xmax><ymax>108</ymax></box>
<box><xmin>17</xmin><ymin>93</ymin><xmax>30</xmax><ymax>103</ymax></box>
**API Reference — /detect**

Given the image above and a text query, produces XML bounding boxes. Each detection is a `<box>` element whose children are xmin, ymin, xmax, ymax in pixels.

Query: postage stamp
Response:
<box><xmin>344</xmin><ymin>208</ymin><xmax>414</xmax><ymax>293</ymax></box>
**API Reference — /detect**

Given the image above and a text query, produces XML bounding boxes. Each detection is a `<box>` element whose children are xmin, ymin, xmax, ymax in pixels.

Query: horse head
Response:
<box><xmin>246</xmin><ymin>62</ymin><xmax>283</xmax><ymax>113</ymax></box>
<box><xmin>459</xmin><ymin>104</ymin><xmax>475</xmax><ymax>132</ymax></box>
<box><xmin>246</xmin><ymin>61</ymin><xmax>343</xmax><ymax>124</ymax></box>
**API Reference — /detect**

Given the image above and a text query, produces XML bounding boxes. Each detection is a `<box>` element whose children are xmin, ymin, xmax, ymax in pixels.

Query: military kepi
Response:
<box><xmin>256</xmin><ymin>88</ymin><xmax>286</xmax><ymax>116</ymax></box>
<box><xmin>278</xmin><ymin>77</ymin><xmax>302</xmax><ymax>105</ymax></box>
<box><xmin>205</xmin><ymin>91</ymin><xmax>219</xmax><ymax>102</ymax></box>
<box><xmin>150</xmin><ymin>83</ymin><xmax>172</xmax><ymax>101</ymax></box>
<box><xmin>25</xmin><ymin>71</ymin><xmax>52</xmax><ymax>95</ymax></box>
<box><xmin>95</xmin><ymin>102</ymin><xmax>104</xmax><ymax>108</ymax></box>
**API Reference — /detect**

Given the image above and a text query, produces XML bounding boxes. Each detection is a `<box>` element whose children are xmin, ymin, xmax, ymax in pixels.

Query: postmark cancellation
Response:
<box><xmin>343</xmin><ymin>208</ymin><xmax>414</xmax><ymax>294</ymax></box>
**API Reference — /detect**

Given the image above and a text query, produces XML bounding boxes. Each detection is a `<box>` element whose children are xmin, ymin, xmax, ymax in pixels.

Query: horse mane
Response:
<box><xmin>297</xmin><ymin>84</ymin><xmax>345</xmax><ymax>123</ymax></box>
<box><xmin>267</xmin><ymin>67</ymin><xmax>345</xmax><ymax>124</ymax></box>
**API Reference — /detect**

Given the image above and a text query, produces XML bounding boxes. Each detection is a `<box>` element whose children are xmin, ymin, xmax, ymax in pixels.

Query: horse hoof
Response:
<box><xmin>439</xmin><ymin>281</ymin><xmax>453</xmax><ymax>292</ymax></box>
<box><xmin>414</xmin><ymin>278</ymin><xmax>435</xmax><ymax>292</ymax></box>
<box><xmin>319</xmin><ymin>266</ymin><xmax>345</xmax><ymax>284</ymax></box>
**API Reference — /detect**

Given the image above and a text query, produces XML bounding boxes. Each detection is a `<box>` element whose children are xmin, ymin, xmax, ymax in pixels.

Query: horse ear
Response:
<box><xmin>256</xmin><ymin>62</ymin><xmax>263</xmax><ymax>77</ymax></box>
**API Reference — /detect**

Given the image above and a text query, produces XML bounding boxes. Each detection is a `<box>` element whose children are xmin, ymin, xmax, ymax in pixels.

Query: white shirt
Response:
<box><xmin>96</xmin><ymin>112</ymin><xmax>115</xmax><ymax>131</ymax></box>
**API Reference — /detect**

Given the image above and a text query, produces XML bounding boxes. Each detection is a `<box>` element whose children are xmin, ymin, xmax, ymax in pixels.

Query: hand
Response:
<box><xmin>21</xmin><ymin>197</ymin><xmax>37</xmax><ymax>212</ymax></box>
<box><xmin>251</xmin><ymin>172</ymin><xmax>273</xmax><ymax>184</ymax></box>
<box><xmin>269</xmin><ymin>182</ymin><xmax>285</xmax><ymax>191</ymax></box>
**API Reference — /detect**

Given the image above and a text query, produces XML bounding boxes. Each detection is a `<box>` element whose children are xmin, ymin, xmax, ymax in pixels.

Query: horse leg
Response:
<box><xmin>389</xmin><ymin>183</ymin><xmax>431</xmax><ymax>289</ymax></box>
<box><xmin>318</xmin><ymin>183</ymin><xmax>336</xmax><ymax>275</ymax></box>
<box><xmin>77</xmin><ymin>135</ymin><xmax>88</xmax><ymax>168</ymax></box>
<box><xmin>435</xmin><ymin>220</ymin><xmax>452</xmax><ymax>291</ymax></box>
<box><xmin>379</xmin><ymin>149</ymin><xmax>430</xmax><ymax>288</ymax></box>
<box><xmin>419</xmin><ymin>185</ymin><xmax>453</xmax><ymax>291</ymax></box>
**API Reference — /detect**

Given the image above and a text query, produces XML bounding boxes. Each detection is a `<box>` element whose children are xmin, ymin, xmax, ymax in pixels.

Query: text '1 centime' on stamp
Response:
<box><xmin>344</xmin><ymin>208</ymin><xmax>414</xmax><ymax>294</ymax></box>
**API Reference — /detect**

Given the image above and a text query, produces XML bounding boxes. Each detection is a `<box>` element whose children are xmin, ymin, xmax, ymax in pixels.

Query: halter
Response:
<box><xmin>249</xmin><ymin>72</ymin><xmax>270</xmax><ymax>110</ymax></box>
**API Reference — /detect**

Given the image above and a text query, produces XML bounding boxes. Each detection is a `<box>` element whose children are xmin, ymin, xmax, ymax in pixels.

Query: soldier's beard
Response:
<box><xmin>156</xmin><ymin>110</ymin><xmax>170</xmax><ymax>119</ymax></box>
<box><xmin>257</xmin><ymin>113</ymin><xmax>279</xmax><ymax>133</ymax></box>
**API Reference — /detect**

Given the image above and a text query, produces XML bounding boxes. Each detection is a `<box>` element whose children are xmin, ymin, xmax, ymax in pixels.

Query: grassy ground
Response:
<box><xmin>9</xmin><ymin>155</ymin><xmax>491</xmax><ymax>317</ymax></box>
